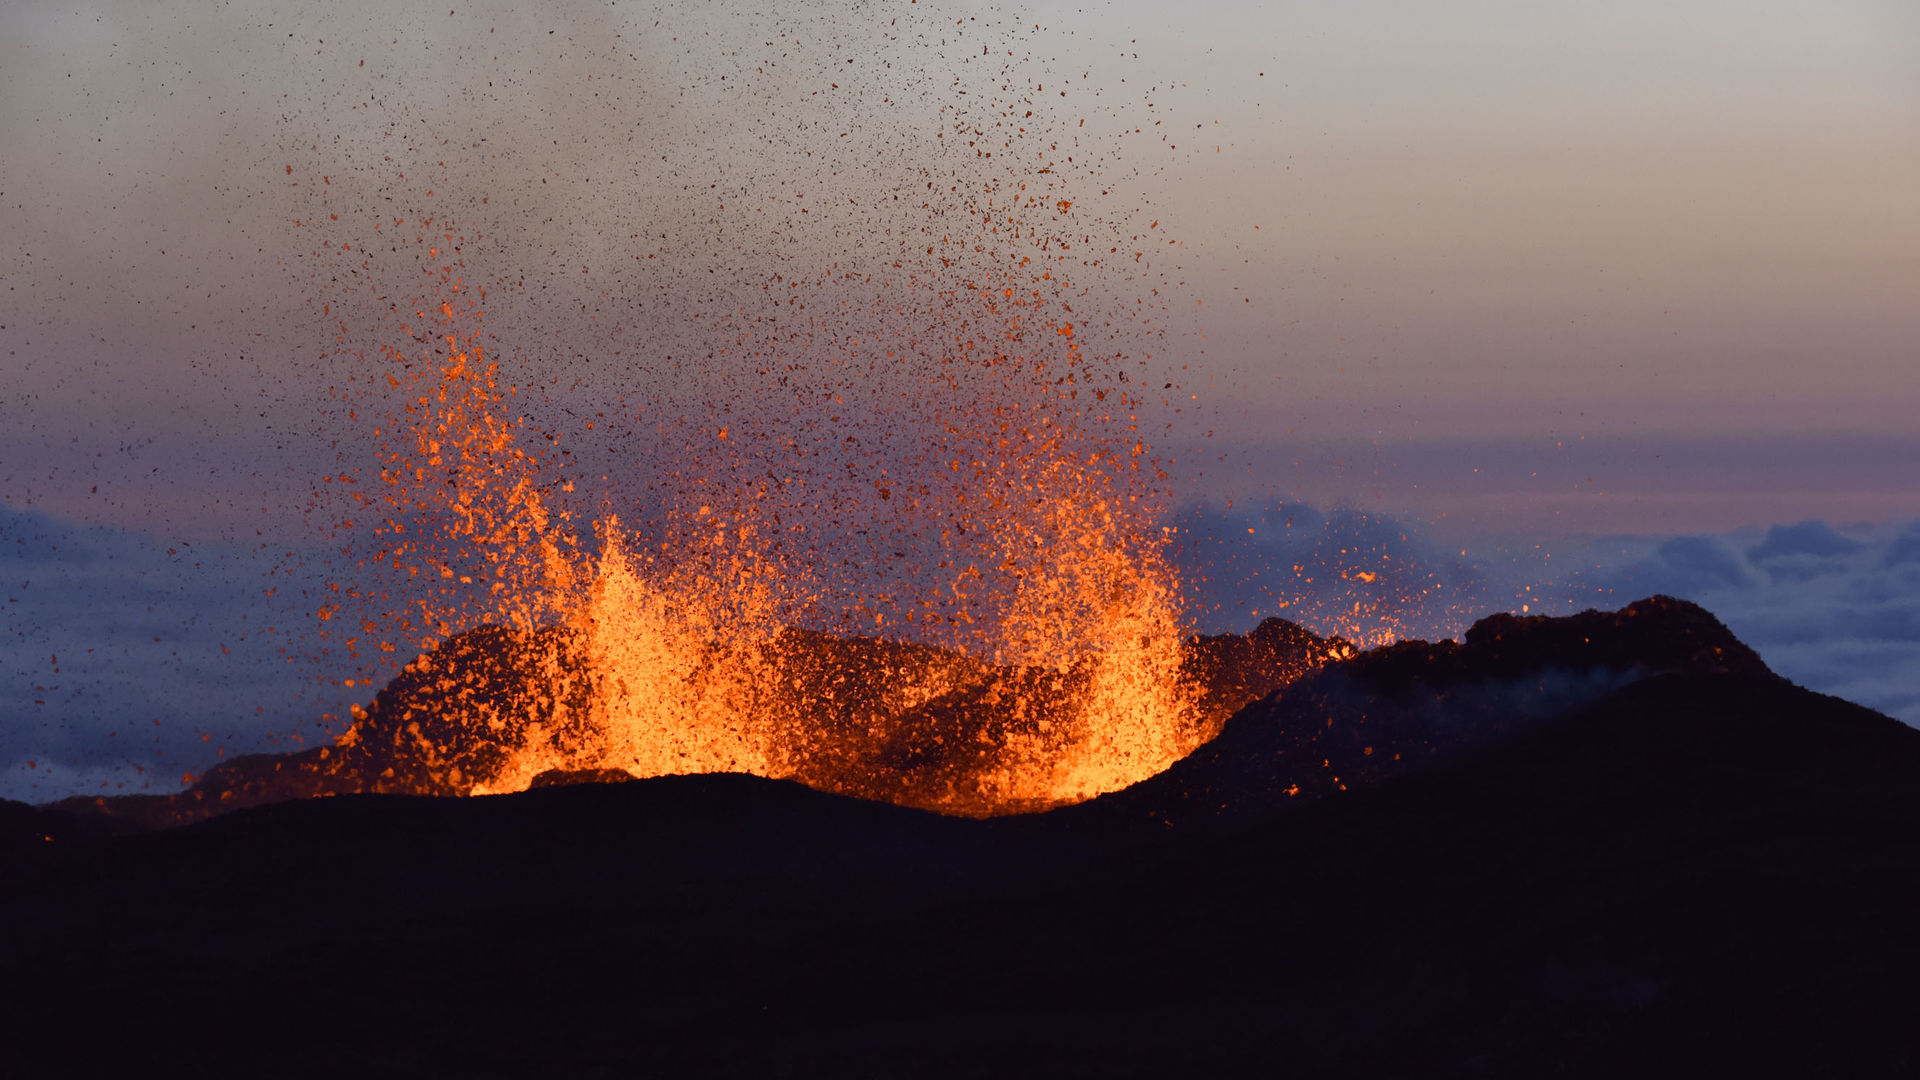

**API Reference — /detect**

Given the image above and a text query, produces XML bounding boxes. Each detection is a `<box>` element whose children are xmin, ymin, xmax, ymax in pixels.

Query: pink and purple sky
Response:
<box><xmin>4</xmin><ymin>0</ymin><xmax>1915</xmax><ymax>538</ymax></box>
<box><xmin>3</xmin><ymin>1</ymin><xmax>1917</xmax><ymax>797</ymax></box>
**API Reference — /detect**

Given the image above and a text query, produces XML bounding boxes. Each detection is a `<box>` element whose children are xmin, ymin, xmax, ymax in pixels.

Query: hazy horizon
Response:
<box><xmin>5</xmin><ymin>0</ymin><xmax>1916</xmax><ymax>541</ymax></box>
<box><xmin>4</xmin><ymin>1</ymin><xmax>1918</xmax><ymax>798</ymax></box>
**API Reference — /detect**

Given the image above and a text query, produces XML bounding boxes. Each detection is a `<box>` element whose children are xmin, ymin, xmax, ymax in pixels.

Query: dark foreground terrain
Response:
<box><xmin>4</xmin><ymin>597</ymin><xmax>1917</xmax><ymax>1077</ymax></box>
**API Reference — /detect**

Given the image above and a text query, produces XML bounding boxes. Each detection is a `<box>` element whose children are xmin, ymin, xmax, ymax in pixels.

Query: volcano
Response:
<box><xmin>35</xmin><ymin>607</ymin><xmax>1340</xmax><ymax>828</ymax></box>
<box><xmin>5</xmin><ymin>596</ymin><xmax>1918</xmax><ymax>1077</ymax></box>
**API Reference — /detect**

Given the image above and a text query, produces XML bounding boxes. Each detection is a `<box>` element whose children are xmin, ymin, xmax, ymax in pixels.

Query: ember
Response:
<box><xmin>274</xmin><ymin>3</ymin><xmax>1346</xmax><ymax>815</ymax></box>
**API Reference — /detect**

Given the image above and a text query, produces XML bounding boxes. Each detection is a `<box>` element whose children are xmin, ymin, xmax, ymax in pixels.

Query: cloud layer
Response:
<box><xmin>10</xmin><ymin>495</ymin><xmax>1916</xmax><ymax>803</ymax></box>
<box><xmin>1171</xmin><ymin>501</ymin><xmax>1920</xmax><ymax>727</ymax></box>
<box><xmin>2</xmin><ymin>502</ymin><xmax>358</xmax><ymax>801</ymax></box>
<box><xmin>1571</xmin><ymin>519</ymin><xmax>1920</xmax><ymax>726</ymax></box>
<box><xmin>1170</xmin><ymin>501</ymin><xmax>1496</xmax><ymax>645</ymax></box>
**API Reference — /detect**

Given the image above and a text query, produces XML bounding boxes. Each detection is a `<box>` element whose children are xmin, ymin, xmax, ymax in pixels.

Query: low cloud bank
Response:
<box><xmin>1567</xmin><ymin>519</ymin><xmax>1920</xmax><ymax>726</ymax></box>
<box><xmin>1170</xmin><ymin>502</ymin><xmax>1496</xmax><ymax>644</ymax></box>
<box><xmin>1171</xmin><ymin>502</ymin><xmax>1920</xmax><ymax>727</ymax></box>
<box><xmin>9</xmin><ymin>498</ymin><xmax>1916</xmax><ymax>803</ymax></box>
<box><xmin>2</xmin><ymin>502</ymin><xmax>359</xmax><ymax>802</ymax></box>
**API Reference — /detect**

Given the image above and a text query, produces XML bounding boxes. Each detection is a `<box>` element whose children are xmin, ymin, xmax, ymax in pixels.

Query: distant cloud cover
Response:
<box><xmin>1577</xmin><ymin>519</ymin><xmax>1920</xmax><ymax>727</ymax></box>
<box><xmin>8</xmin><ymin>497</ymin><xmax>1917</xmax><ymax>802</ymax></box>
<box><xmin>1171</xmin><ymin>501</ymin><xmax>1495</xmax><ymax>644</ymax></box>
<box><xmin>2</xmin><ymin>502</ymin><xmax>356</xmax><ymax>802</ymax></box>
<box><xmin>1173</xmin><ymin>502</ymin><xmax>1920</xmax><ymax>728</ymax></box>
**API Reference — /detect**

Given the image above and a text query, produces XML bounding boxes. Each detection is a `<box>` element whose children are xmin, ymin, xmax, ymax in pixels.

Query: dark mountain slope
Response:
<box><xmin>26</xmin><ymin>617</ymin><xmax>1336</xmax><ymax>833</ymax></box>
<box><xmin>3</xmin><ymin>600</ymin><xmax>1917</xmax><ymax>1077</ymax></box>
<box><xmin>1068</xmin><ymin>594</ymin><xmax>1777</xmax><ymax>828</ymax></box>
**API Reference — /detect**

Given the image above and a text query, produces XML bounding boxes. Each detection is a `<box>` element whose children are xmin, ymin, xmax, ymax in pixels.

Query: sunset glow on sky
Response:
<box><xmin>4</xmin><ymin>0</ymin><xmax>1914</xmax><ymax>537</ymax></box>
<box><xmin>3</xmin><ymin>1</ymin><xmax>1918</xmax><ymax>799</ymax></box>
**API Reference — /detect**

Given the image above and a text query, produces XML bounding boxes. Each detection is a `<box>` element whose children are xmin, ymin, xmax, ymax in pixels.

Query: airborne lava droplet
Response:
<box><xmin>279</xmin><ymin>2</ymin><xmax>1288</xmax><ymax>816</ymax></box>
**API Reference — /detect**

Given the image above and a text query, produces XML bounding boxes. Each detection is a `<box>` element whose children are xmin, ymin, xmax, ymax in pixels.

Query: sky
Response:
<box><xmin>4</xmin><ymin>0</ymin><xmax>1916</xmax><ymax>536</ymax></box>
<box><xmin>3</xmin><ymin>0</ymin><xmax>1917</xmax><ymax>798</ymax></box>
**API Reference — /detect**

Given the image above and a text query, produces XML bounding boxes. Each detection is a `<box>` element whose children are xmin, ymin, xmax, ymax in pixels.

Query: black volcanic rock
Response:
<box><xmin>1073</xmin><ymin>596</ymin><xmax>1779</xmax><ymax>827</ymax></box>
<box><xmin>1179</xmin><ymin>614</ymin><xmax>1345</xmax><ymax>720</ymax></box>
<box><xmin>40</xmin><ymin>624</ymin><xmax>596</xmax><ymax>834</ymax></box>
<box><xmin>3</xmin><ymin>621</ymin><xmax>1916</xmax><ymax>1078</ymax></box>
<box><xmin>39</xmin><ymin>616</ymin><xmax>1339</xmax><ymax>830</ymax></box>
<box><xmin>528</xmin><ymin>767</ymin><xmax>638</xmax><ymax>788</ymax></box>
<box><xmin>0</xmin><ymin>798</ymin><xmax>71</xmax><ymax>855</ymax></box>
<box><xmin>28</xmin><ymin>596</ymin><xmax>1771</xmax><ymax>837</ymax></box>
<box><xmin>1348</xmin><ymin>592</ymin><xmax>1768</xmax><ymax>695</ymax></box>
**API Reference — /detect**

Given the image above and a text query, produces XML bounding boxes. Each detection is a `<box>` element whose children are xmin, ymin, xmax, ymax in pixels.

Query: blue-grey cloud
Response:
<box><xmin>12</xmin><ymin>493</ymin><xmax>1917</xmax><ymax>804</ymax></box>
<box><xmin>1883</xmin><ymin>523</ymin><xmax>1920</xmax><ymax>568</ymax></box>
<box><xmin>2</xmin><ymin>501</ymin><xmax>361</xmax><ymax>802</ymax></box>
<box><xmin>1169</xmin><ymin>500</ymin><xmax>1495</xmax><ymax>644</ymax></box>
<box><xmin>1748</xmin><ymin>520</ymin><xmax>1866</xmax><ymax>562</ymax></box>
<box><xmin>1632</xmin><ymin>535</ymin><xmax>1758</xmax><ymax>594</ymax></box>
<box><xmin>1558</xmin><ymin>519</ymin><xmax>1920</xmax><ymax>727</ymax></box>
<box><xmin>1171</xmin><ymin>498</ymin><xmax>1920</xmax><ymax>729</ymax></box>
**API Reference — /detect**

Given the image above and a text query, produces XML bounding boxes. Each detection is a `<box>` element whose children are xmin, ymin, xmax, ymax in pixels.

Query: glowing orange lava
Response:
<box><xmin>285</xmin><ymin>5</ymin><xmax>1336</xmax><ymax>816</ymax></box>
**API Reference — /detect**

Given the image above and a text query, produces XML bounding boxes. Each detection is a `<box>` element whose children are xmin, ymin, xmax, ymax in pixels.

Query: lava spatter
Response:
<box><xmin>280</xmin><ymin>2</ymin><xmax>1285</xmax><ymax>815</ymax></box>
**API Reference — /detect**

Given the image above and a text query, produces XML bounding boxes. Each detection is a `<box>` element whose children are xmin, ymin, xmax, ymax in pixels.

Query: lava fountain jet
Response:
<box><xmin>313</xmin><ymin>267</ymin><xmax>1206</xmax><ymax>814</ymax></box>
<box><xmin>282</xmin><ymin>4</ymin><xmax>1285</xmax><ymax>816</ymax></box>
